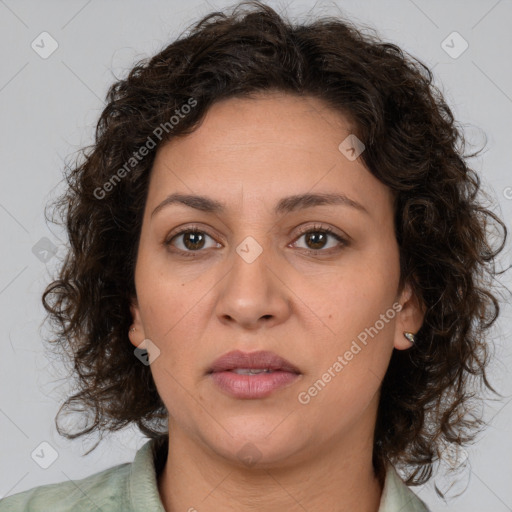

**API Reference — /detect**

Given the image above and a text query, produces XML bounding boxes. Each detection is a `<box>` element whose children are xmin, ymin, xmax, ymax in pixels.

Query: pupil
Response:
<box><xmin>184</xmin><ymin>232</ymin><xmax>204</xmax><ymax>250</ymax></box>
<box><xmin>306</xmin><ymin>232</ymin><xmax>326</xmax><ymax>249</ymax></box>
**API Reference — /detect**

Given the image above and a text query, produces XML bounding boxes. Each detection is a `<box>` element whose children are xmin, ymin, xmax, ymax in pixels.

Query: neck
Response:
<box><xmin>157</xmin><ymin>426</ymin><xmax>384</xmax><ymax>512</ymax></box>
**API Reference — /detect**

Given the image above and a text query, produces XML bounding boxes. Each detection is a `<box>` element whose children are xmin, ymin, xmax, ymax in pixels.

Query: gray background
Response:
<box><xmin>0</xmin><ymin>1</ymin><xmax>511</xmax><ymax>510</ymax></box>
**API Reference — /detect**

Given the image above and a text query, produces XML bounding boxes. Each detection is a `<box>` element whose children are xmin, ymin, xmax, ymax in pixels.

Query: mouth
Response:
<box><xmin>207</xmin><ymin>350</ymin><xmax>301</xmax><ymax>399</ymax></box>
<box><xmin>207</xmin><ymin>349</ymin><xmax>301</xmax><ymax>375</ymax></box>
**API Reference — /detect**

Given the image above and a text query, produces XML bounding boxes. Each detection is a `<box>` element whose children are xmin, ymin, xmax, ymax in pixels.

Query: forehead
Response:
<box><xmin>147</xmin><ymin>92</ymin><xmax>393</xmax><ymax>220</ymax></box>
<box><xmin>171</xmin><ymin>92</ymin><xmax>355</xmax><ymax>151</ymax></box>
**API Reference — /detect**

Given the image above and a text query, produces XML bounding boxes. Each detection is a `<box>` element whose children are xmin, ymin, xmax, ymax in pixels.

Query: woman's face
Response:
<box><xmin>130</xmin><ymin>92</ymin><xmax>423</xmax><ymax>467</ymax></box>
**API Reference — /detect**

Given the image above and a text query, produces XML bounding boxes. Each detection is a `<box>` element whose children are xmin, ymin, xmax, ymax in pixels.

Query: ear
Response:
<box><xmin>393</xmin><ymin>280</ymin><xmax>425</xmax><ymax>350</ymax></box>
<box><xmin>128</xmin><ymin>296</ymin><xmax>148</xmax><ymax>349</ymax></box>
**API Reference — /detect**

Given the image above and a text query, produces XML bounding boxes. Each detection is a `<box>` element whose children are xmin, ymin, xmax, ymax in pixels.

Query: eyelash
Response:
<box><xmin>164</xmin><ymin>224</ymin><xmax>348</xmax><ymax>258</ymax></box>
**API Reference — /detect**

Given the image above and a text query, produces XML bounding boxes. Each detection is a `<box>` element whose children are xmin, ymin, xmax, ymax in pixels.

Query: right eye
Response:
<box><xmin>164</xmin><ymin>228</ymin><xmax>221</xmax><ymax>255</ymax></box>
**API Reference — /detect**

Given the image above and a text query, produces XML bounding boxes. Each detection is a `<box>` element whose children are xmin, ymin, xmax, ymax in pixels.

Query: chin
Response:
<box><xmin>203</xmin><ymin>417</ymin><xmax>308</xmax><ymax>468</ymax></box>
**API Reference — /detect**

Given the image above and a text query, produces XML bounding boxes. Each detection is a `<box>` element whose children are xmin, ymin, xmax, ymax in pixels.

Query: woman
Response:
<box><xmin>1</xmin><ymin>1</ymin><xmax>507</xmax><ymax>511</ymax></box>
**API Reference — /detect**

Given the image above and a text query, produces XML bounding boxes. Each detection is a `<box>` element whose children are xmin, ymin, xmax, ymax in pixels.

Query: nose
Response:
<box><xmin>214</xmin><ymin>238</ymin><xmax>291</xmax><ymax>331</ymax></box>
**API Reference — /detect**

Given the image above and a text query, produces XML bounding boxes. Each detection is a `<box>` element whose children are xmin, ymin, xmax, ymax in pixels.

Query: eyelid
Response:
<box><xmin>164</xmin><ymin>225</ymin><xmax>220</xmax><ymax>250</ymax></box>
<box><xmin>165</xmin><ymin>223</ymin><xmax>223</xmax><ymax>243</ymax></box>
<box><xmin>293</xmin><ymin>223</ymin><xmax>347</xmax><ymax>240</ymax></box>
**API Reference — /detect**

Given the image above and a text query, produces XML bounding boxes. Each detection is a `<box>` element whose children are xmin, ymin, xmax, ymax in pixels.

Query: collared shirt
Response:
<box><xmin>0</xmin><ymin>437</ymin><xmax>430</xmax><ymax>511</ymax></box>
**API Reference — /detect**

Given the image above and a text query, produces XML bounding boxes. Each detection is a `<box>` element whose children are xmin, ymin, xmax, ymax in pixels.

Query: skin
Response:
<box><xmin>128</xmin><ymin>92</ymin><xmax>424</xmax><ymax>512</ymax></box>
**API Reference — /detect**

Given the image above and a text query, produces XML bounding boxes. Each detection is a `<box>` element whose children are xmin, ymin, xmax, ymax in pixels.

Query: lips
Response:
<box><xmin>208</xmin><ymin>350</ymin><xmax>301</xmax><ymax>374</ymax></box>
<box><xmin>208</xmin><ymin>349</ymin><xmax>301</xmax><ymax>399</ymax></box>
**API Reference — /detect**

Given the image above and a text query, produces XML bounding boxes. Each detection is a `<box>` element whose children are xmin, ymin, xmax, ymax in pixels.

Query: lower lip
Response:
<box><xmin>209</xmin><ymin>370</ymin><xmax>300</xmax><ymax>399</ymax></box>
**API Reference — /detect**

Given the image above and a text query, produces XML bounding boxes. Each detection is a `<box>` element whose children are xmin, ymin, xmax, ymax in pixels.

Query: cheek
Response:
<box><xmin>295</xmin><ymin>250</ymin><xmax>400</xmax><ymax>338</ymax></box>
<box><xmin>135</xmin><ymin>247</ymin><xmax>212</xmax><ymax>338</ymax></box>
<box><xmin>296</xmin><ymin>312</ymin><xmax>394</xmax><ymax>428</ymax></box>
<box><xmin>295</xmin><ymin>253</ymin><xmax>399</xmax><ymax>395</ymax></box>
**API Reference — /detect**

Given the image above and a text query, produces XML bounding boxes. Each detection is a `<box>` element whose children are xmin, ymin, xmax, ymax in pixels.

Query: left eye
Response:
<box><xmin>292</xmin><ymin>228</ymin><xmax>346</xmax><ymax>252</ymax></box>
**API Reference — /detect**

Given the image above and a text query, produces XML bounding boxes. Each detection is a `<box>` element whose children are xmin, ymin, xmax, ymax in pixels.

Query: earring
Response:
<box><xmin>129</xmin><ymin>327</ymin><xmax>136</xmax><ymax>333</ymax></box>
<box><xmin>403</xmin><ymin>331</ymin><xmax>416</xmax><ymax>345</ymax></box>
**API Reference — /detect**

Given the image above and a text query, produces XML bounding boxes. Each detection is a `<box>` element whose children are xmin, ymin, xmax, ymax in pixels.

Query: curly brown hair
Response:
<box><xmin>42</xmin><ymin>0</ymin><xmax>508</xmax><ymax>488</ymax></box>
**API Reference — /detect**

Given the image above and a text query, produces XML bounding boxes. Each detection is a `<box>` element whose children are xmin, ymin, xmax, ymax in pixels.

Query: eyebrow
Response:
<box><xmin>150</xmin><ymin>191</ymin><xmax>369</xmax><ymax>218</ymax></box>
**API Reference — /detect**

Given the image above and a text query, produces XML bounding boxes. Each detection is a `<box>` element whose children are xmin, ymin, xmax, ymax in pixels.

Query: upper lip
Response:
<box><xmin>208</xmin><ymin>350</ymin><xmax>301</xmax><ymax>374</ymax></box>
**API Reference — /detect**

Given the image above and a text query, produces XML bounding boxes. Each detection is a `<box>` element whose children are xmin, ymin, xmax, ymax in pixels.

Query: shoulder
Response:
<box><xmin>0</xmin><ymin>437</ymin><xmax>168</xmax><ymax>512</ymax></box>
<box><xmin>0</xmin><ymin>460</ymin><xmax>132</xmax><ymax>512</ymax></box>
<box><xmin>379</xmin><ymin>463</ymin><xmax>431</xmax><ymax>512</ymax></box>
